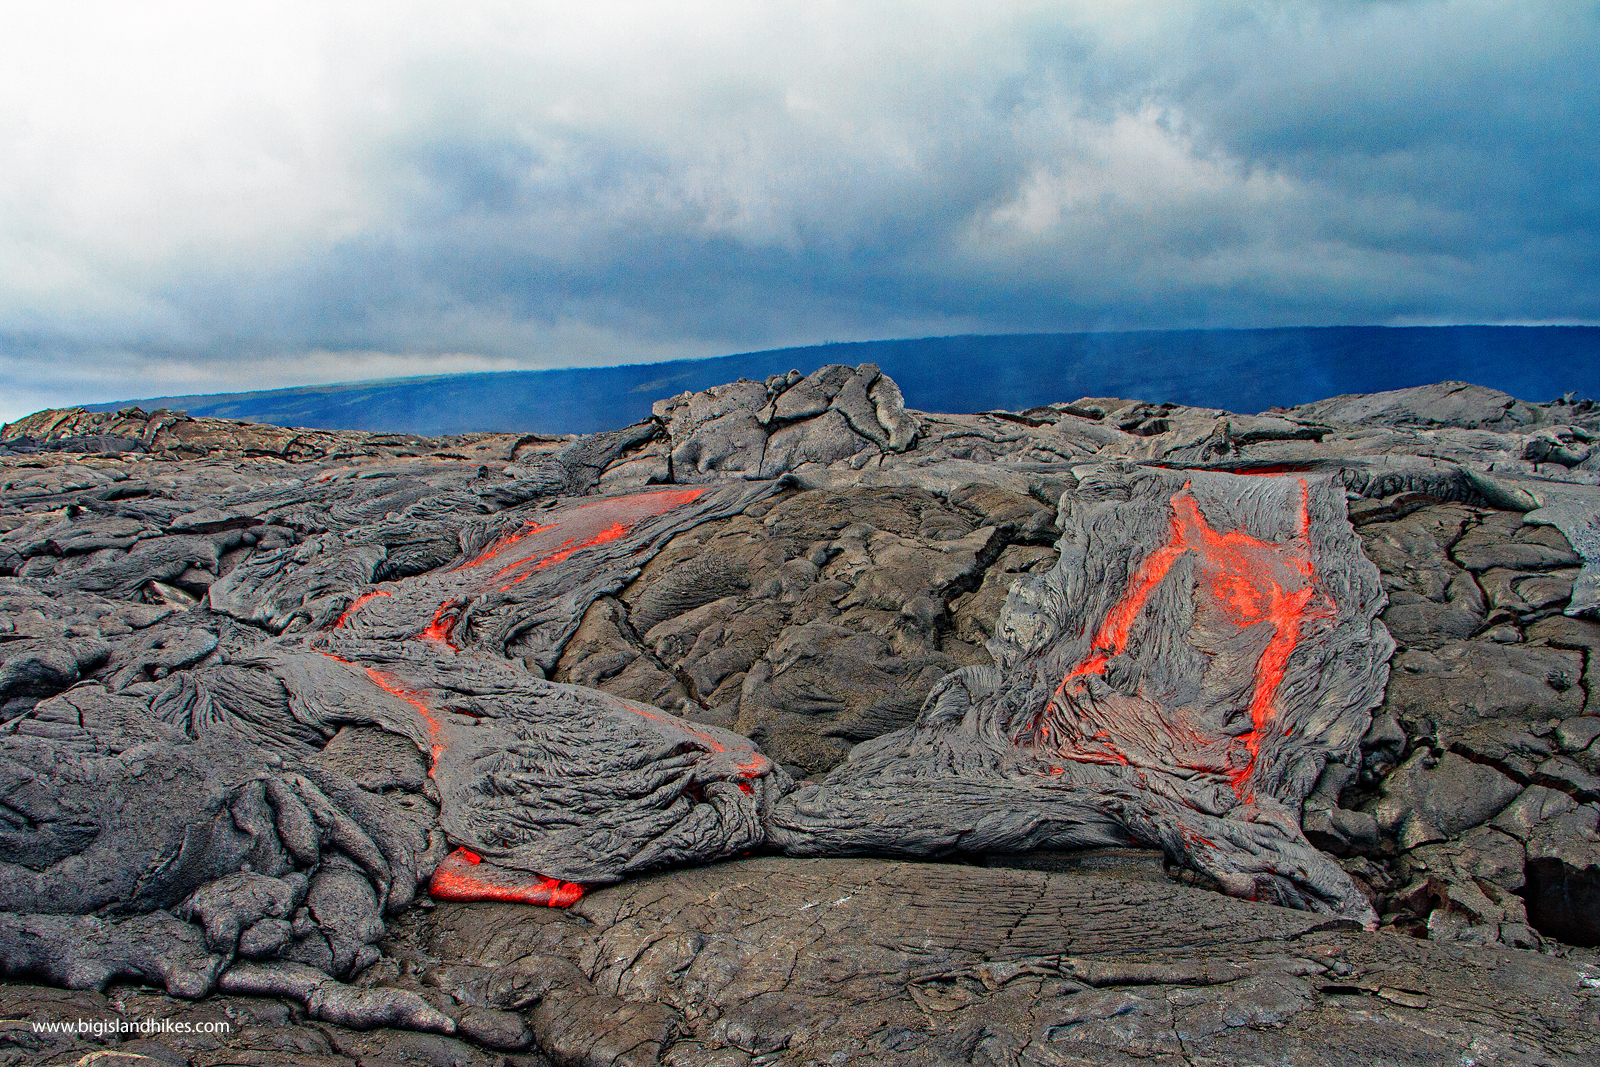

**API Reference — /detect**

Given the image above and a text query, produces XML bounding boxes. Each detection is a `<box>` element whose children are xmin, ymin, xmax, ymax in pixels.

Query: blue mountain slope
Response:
<box><xmin>83</xmin><ymin>326</ymin><xmax>1600</xmax><ymax>437</ymax></box>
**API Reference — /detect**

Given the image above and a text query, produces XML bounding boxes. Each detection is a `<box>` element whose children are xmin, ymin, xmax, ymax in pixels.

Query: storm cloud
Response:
<box><xmin>2</xmin><ymin>1</ymin><xmax>1596</xmax><ymax>420</ymax></box>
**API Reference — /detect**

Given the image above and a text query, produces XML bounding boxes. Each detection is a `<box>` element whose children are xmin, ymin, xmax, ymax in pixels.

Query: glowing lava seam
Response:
<box><xmin>1037</xmin><ymin>479</ymin><xmax>1333</xmax><ymax>800</ymax></box>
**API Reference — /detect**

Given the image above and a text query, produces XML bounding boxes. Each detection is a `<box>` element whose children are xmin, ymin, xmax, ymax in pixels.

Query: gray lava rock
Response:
<box><xmin>770</xmin><ymin>466</ymin><xmax>1392</xmax><ymax>921</ymax></box>
<box><xmin>5</xmin><ymin>372</ymin><xmax>1600</xmax><ymax>1064</ymax></box>
<box><xmin>1373</xmin><ymin>752</ymin><xmax>1523</xmax><ymax>849</ymax></box>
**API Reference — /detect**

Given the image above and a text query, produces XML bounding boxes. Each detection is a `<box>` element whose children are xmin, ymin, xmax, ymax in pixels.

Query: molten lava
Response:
<box><xmin>428</xmin><ymin>848</ymin><xmax>585</xmax><ymax>907</ymax></box>
<box><xmin>329</xmin><ymin>485</ymin><xmax>733</xmax><ymax>907</ymax></box>
<box><xmin>332</xmin><ymin>590</ymin><xmax>391</xmax><ymax>629</ymax></box>
<box><xmin>1039</xmin><ymin>479</ymin><xmax>1332</xmax><ymax>799</ymax></box>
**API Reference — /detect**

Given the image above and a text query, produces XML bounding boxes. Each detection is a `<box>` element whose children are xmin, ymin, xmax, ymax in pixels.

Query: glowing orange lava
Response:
<box><xmin>496</xmin><ymin>521</ymin><xmax>631</xmax><ymax>589</ymax></box>
<box><xmin>364</xmin><ymin>666</ymin><xmax>447</xmax><ymax>769</ymax></box>
<box><xmin>318</xmin><ymin>486</ymin><xmax>734</xmax><ymax>908</ymax></box>
<box><xmin>488</xmin><ymin>489</ymin><xmax>709</xmax><ymax>589</ymax></box>
<box><xmin>428</xmin><ymin>848</ymin><xmax>585</xmax><ymax>907</ymax></box>
<box><xmin>331</xmin><ymin>590</ymin><xmax>391</xmax><ymax>629</ymax></box>
<box><xmin>1040</xmin><ymin>479</ymin><xmax>1331</xmax><ymax>799</ymax></box>
<box><xmin>470</xmin><ymin>521</ymin><xmax>553</xmax><ymax>568</ymax></box>
<box><xmin>418</xmin><ymin>601</ymin><xmax>459</xmax><ymax>649</ymax></box>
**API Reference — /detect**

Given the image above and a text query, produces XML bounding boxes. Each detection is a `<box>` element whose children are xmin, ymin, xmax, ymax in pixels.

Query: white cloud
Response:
<box><xmin>980</xmin><ymin>106</ymin><xmax>1296</xmax><ymax>238</ymax></box>
<box><xmin>0</xmin><ymin>1</ymin><xmax>1594</xmax><ymax>413</ymax></box>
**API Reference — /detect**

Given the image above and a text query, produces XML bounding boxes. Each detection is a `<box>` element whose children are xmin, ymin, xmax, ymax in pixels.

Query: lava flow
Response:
<box><xmin>332</xmin><ymin>590</ymin><xmax>391</xmax><ymax>629</ymax></box>
<box><xmin>1037</xmin><ymin>479</ymin><xmax>1332</xmax><ymax>799</ymax></box>
<box><xmin>495</xmin><ymin>521</ymin><xmax>631</xmax><ymax>590</ymax></box>
<box><xmin>428</xmin><ymin>848</ymin><xmax>585</xmax><ymax>907</ymax></box>
<box><xmin>486</xmin><ymin>489</ymin><xmax>707</xmax><ymax>588</ymax></box>
<box><xmin>363</xmin><ymin>666</ymin><xmax>448</xmax><ymax>769</ymax></box>
<box><xmin>418</xmin><ymin>601</ymin><xmax>460</xmax><ymax>649</ymax></box>
<box><xmin>328</xmin><ymin>485</ymin><xmax>739</xmax><ymax>907</ymax></box>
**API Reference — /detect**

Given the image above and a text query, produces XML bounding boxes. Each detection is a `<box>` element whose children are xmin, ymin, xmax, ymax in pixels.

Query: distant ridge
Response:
<box><xmin>84</xmin><ymin>326</ymin><xmax>1600</xmax><ymax>437</ymax></box>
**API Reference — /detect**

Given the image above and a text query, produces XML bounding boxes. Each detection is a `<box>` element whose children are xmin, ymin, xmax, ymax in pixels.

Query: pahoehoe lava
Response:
<box><xmin>2</xmin><ymin>367</ymin><xmax>1598</xmax><ymax>1065</ymax></box>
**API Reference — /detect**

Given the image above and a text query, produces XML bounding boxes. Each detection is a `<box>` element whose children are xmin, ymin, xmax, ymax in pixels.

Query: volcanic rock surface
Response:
<box><xmin>2</xmin><ymin>369</ymin><xmax>1598</xmax><ymax>1065</ymax></box>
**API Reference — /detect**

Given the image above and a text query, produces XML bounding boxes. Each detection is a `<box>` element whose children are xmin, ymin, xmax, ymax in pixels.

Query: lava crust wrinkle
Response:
<box><xmin>770</xmin><ymin>466</ymin><xmax>1393</xmax><ymax>923</ymax></box>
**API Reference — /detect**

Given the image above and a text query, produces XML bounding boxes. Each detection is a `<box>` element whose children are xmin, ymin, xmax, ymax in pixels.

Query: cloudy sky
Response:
<box><xmin>1</xmin><ymin>0</ymin><xmax>1595</xmax><ymax>420</ymax></box>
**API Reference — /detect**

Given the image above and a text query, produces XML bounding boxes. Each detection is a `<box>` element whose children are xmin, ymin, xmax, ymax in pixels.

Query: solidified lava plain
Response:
<box><xmin>1</xmin><ymin>366</ymin><xmax>1598</xmax><ymax>1066</ymax></box>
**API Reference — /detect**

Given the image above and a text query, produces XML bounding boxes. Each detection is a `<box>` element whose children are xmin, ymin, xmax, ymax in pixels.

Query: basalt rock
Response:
<box><xmin>2</xmin><ymin>371</ymin><xmax>1599</xmax><ymax>1065</ymax></box>
<box><xmin>768</xmin><ymin>466</ymin><xmax>1392</xmax><ymax>921</ymax></box>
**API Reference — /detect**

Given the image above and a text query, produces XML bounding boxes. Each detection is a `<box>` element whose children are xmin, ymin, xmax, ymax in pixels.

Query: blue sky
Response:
<box><xmin>2</xmin><ymin>1</ymin><xmax>1596</xmax><ymax>420</ymax></box>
